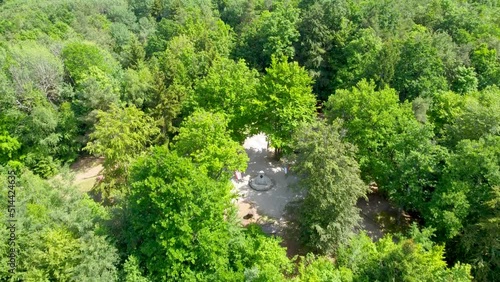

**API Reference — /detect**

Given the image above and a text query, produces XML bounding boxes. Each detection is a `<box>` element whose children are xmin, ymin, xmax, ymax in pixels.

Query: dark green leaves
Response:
<box><xmin>292</xmin><ymin>120</ymin><xmax>368</xmax><ymax>254</ymax></box>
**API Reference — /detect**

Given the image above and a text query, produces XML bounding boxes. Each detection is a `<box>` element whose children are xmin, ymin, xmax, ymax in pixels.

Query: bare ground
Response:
<box><xmin>357</xmin><ymin>190</ymin><xmax>410</xmax><ymax>241</ymax></box>
<box><xmin>69</xmin><ymin>156</ymin><xmax>104</xmax><ymax>192</ymax></box>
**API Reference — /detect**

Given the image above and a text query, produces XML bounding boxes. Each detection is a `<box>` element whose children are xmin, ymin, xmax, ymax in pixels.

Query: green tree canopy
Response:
<box><xmin>0</xmin><ymin>168</ymin><xmax>119</xmax><ymax>281</ymax></box>
<box><xmin>445</xmin><ymin>86</ymin><xmax>500</xmax><ymax>147</ymax></box>
<box><xmin>7</xmin><ymin>42</ymin><xmax>64</xmax><ymax>104</ymax></box>
<box><xmin>172</xmin><ymin>109</ymin><xmax>248</xmax><ymax>181</ymax></box>
<box><xmin>125</xmin><ymin>147</ymin><xmax>234</xmax><ymax>281</ymax></box>
<box><xmin>192</xmin><ymin>57</ymin><xmax>260</xmax><ymax>142</ymax></box>
<box><xmin>425</xmin><ymin>136</ymin><xmax>500</xmax><ymax>241</ymax></box>
<box><xmin>258</xmin><ymin>57</ymin><xmax>317</xmax><ymax>155</ymax></box>
<box><xmin>458</xmin><ymin>186</ymin><xmax>500</xmax><ymax>282</ymax></box>
<box><xmin>292</xmin><ymin>120</ymin><xmax>368</xmax><ymax>254</ymax></box>
<box><xmin>470</xmin><ymin>43</ymin><xmax>500</xmax><ymax>89</ymax></box>
<box><xmin>84</xmin><ymin>104</ymin><xmax>160</xmax><ymax>195</ymax></box>
<box><xmin>148</xmin><ymin>35</ymin><xmax>201</xmax><ymax>136</ymax></box>
<box><xmin>62</xmin><ymin>41</ymin><xmax>119</xmax><ymax>85</ymax></box>
<box><xmin>337</xmin><ymin>227</ymin><xmax>472</xmax><ymax>282</ymax></box>
<box><xmin>325</xmin><ymin>80</ymin><xmax>440</xmax><ymax>213</ymax></box>
<box><xmin>291</xmin><ymin>253</ymin><xmax>353</xmax><ymax>282</ymax></box>
<box><xmin>324</xmin><ymin>80</ymin><xmax>430</xmax><ymax>180</ymax></box>
<box><xmin>392</xmin><ymin>26</ymin><xmax>448</xmax><ymax>101</ymax></box>
<box><xmin>236</xmin><ymin>1</ymin><xmax>300</xmax><ymax>71</ymax></box>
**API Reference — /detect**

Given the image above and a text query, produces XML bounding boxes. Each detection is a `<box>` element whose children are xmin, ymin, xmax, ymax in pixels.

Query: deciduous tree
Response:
<box><xmin>392</xmin><ymin>26</ymin><xmax>448</xmax><ymax>101</ymax></box>
<box><xmin>258</xmin><ymin>57</ymin><xmax>316</xmax><ymax>156</ymax></box>
<box><xmin>193</xmin><ymin>57</ymin><xmax>260</xmax><ymax>142</ymax></box>
<box><xmin>337</xmin><ymin>227</ymin><xmax>472</xmax><ymax>282</ymax></box>
<box><xmin>236</xmin><ymin>2</ymin><xmax>300</xmax><ymax>71</ymax></box>
<box><xmin>125</xmin><ymin>147</ymin><xmax>233</xmax><ymax>281</ymax></box>
<box><xmin>0</xmin><ymin>169</ymin><xmax>119</xmax><ymax>281</ymax></box>
<box><xmin>324</xmin><ymin>80</ymin><xmax>438</xmax><ymax>213</ymax></box>
<box><xmin>172</xmin><ymin>110</ymin><xmax>248</xmax><ymax>181</ymax></box>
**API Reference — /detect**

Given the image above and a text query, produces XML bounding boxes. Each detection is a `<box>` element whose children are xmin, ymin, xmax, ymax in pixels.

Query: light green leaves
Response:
<box><xmin>337</xmin><ymin>229</ymin><xmax>472</xmax><ymax>282</ymax></box>
<box><xmin>127</xmin><ymin>147</ymin><xmax>232</xmax><ymax>281</ymax></box>
<box><xmin>193</xmin><ymin>57</ymin><xmax>260</xmax><ymax>142</ymax></box>
<box><xmin>84</xmin><ymin>104</ymin><xmax>159</xmax><ymax>195</ymax></box>
<box><xmin>172</xmin><ymin>109</ymin><xmax>248</xmax><ymax>181</ymax></box>
<box><xmin>258</xmin><ymin>57</ymin><xmax>316</xmax><ymax>154</ymax></box>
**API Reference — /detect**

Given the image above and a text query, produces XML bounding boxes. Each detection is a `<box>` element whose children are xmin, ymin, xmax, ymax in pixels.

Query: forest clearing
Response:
<box><xmin>70</xmin><ymin>134</ymin><xmax>404</xmax><ymax>258</ymax></box>
<box><xmin>1</xmin><ymin>0</ymin><xmax>499</xmax><ymax>281</ymax></box>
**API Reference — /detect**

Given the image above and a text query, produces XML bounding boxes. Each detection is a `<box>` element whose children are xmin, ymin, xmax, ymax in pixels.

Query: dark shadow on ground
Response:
<box><xmin>356</xmin><ymin>191</ymin><xmax>412</xmax><ymax>241</ymax></box>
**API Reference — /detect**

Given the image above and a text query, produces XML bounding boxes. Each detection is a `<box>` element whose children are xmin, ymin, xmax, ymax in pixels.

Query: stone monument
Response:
<box><xmin>249</xmin><ymin>170</ymin><xmax>274</xmax><ymax>191</ymax></box>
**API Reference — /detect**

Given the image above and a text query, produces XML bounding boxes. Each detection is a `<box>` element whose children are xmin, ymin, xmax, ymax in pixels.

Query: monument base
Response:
<box><xmin>249</xmin><ymin>171</ymin><xmax>274</xmax><ymax>191</ymax></box>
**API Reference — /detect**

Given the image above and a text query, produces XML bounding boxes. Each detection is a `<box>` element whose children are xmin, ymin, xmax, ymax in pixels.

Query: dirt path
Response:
<box><xmin>70</xmin><ymin>156</ymin><xmax>104</xmax><ymax>192</ymax></box>
<box><xmin>231</xmin><ymin>134</ymin><xmax>306</xmax><ymax>255</ymax></box>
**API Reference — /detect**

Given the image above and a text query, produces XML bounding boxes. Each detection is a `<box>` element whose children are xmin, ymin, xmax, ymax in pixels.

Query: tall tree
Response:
<box><xmin>121</xmin><ymin>63</ymin><xmax>154</xmax><ymax>109</ymax></box>
<box><xmin>429</xmin><ymin>87</ymin><xmax>500</xmax><ymax>147</ymax></box>
<box><xmin>324</xmin><ymin>80</ymin><xmax>426</xmax><ymax>180</ymax></box>
<box><xmin>295</xmin><ymin>0</ymin><xmax>337</xmax><ymax>99</ymax></box>
<box><xmin>0</xmin><ymin>169</ymin><xmax>119</xmax><ymax>281</ymax></box>
<box><xmin>84</xmin><ymin>105</ymin><xmax>159</xmax><ymax>196</ymax></box>
<box><xmin>0</xmin><ymin>125</ymin><xmax>20</xmax><ymax>165</ymax></box>
<box><xmin>458</xmin><ymin>187</ymin><xmax>500</xmax><ymax>282</ymax></box>
<box><xmin>145</xmin><ymin>2</ymin><xmax>234</xmax><ymax>60</ymax></box>
<box><xmin>125</xmin><ymin>147</ymin><xmax>293</xmax><ymax>281</ymax></box>
<box><xmin>8</xmin><ymin>43</ymin><xmax>64</xmax><ymax>104</ymax></box>
<box><xmin>192</xmin><ymin>57</ymin><xmax>260</xmax><ymax>142</ymax></box>
<box><xmin>125</xmin><ymin>147</ymin><xmax>234</xmax><ymax>281</ymax></box>
<box><xmin>337</xmin><ymin>227</ymin><xmax>472</xmax><ymax>281</ymax></box>
<box><xmin>425</xmin><ymin>136</ymin><xmax>500</xmax><ymax>241</ymax></box>
<box><xmin>324</xmin><ymin>80</ymin><xmax>438</xmax><ymax>213</ymax></box>
<box><xmin>258</xmin><ymin>57</ymin><xmax>317</xmax><ymax>156</ymax></box>
<box><xmin>61</xmin><ymin>41</ymin><xmax>119</xmax><ymax>85</ymax></box>
<box><xmin>236</xmin><ymin>1</ymin><xmax>300</xmax><ymax>71</ymax></box>
<box><xmin>292</xmin><ymin>120</ymin><xmax>368</xmax><ymax>254</ymax></box>
<box><xmin>470</xmin><ymin>43</ymin><xmax>500</xmax><ymax>90</ymax></box>
<box><xmin>291</xmin><ymin>253</ymin><xmax>353</xmax><ymax>282</ymax></box>
<box><xmin>444</xmin><ymin>86</ymin><xmax>500</xmax><ymax>147</ymax></box>
<box><xmin>333</xmin><ymin>28</ymin><xmax>383</xmax><ymax>91</ymax></box>
<box><xmin>392</xmin><ymin>26</ymin><xmax>448</xmax><ymax>101</ymax></box>
<box><xmin>451</xmin><ymin>66</ymin><xmax>478</xmax><ymax>94</ymax></box>
<box><xmin>149</xmin><ymin>35</ymin><xmax>200</xmax><ymax>136</ymax></box>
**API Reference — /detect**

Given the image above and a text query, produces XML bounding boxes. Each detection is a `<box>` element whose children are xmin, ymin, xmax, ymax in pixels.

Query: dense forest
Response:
<box><xmin>0</xmin><ymin>0</ymin><xmax>499</xmax><ymax>281</ymax></box>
